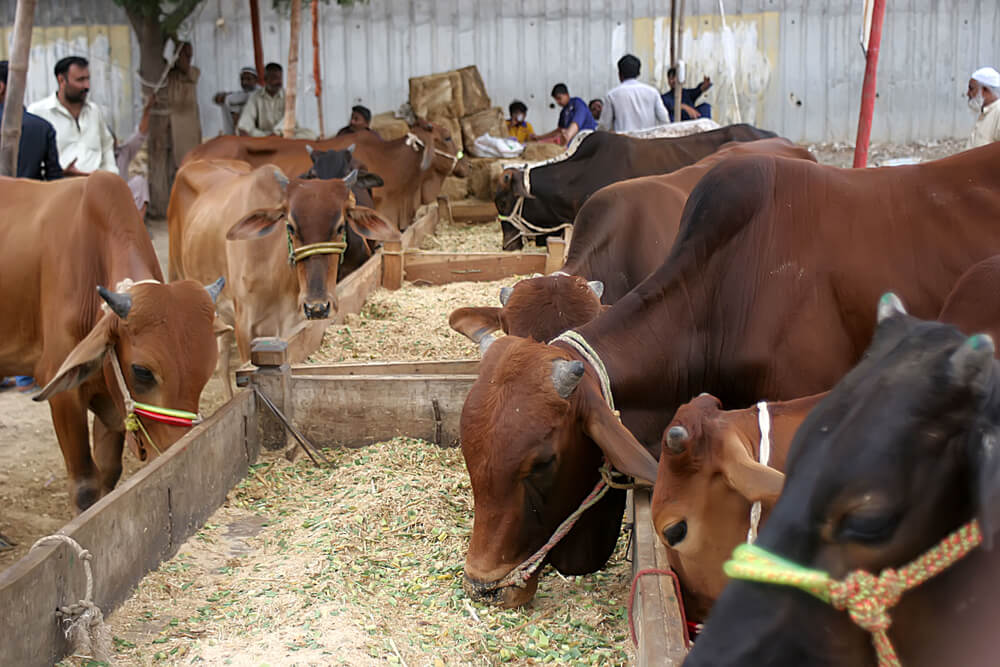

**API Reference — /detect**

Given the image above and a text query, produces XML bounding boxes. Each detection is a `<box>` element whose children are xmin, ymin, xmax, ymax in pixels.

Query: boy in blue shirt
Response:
<box><xmin>535</xmin><ymin>83</ymin><xmax>597</xmax><ymax>145</ymax></box>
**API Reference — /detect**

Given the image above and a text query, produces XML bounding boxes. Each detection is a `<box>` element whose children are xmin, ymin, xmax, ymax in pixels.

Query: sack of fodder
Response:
<box><xmin>460</xmin><ymin>107</ymin><xmax>506</xmax><ymax>149</ymax></box>
<box><xmin>409</xmin><ymin>70</ymin><xmax>464</xmax><ymax>119</ymax></box>
<box><xmin>370</xmin><ymin>112</ymin><xmax>411</xmax><ymax>141</ymax></box>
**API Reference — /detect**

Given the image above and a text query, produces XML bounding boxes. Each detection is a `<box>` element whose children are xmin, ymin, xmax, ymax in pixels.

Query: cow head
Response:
<box><xmin>650</xmin><ymin>394</ymin><xmax>787</xmax><ymax>621</ymax></box>
<box><xmin>304</xmin><ymin>144</ymin><xmax>384</xmax><ymax>190</ymax></box>
<box><xmin>413</xmin><ymin>120</ymin><xmax>468</xmax><ymax>177</ymax></box>
<box><xmin>460</xmin><ymin>335</ymin><xmax>658</xmax><ymax>608</ymax></box>
<box><xmin>35</xmin><ymin>280</ymin><xmax>223</xmax><ymax>496</ymax></box>
<box><xmin>449</xmin><ymin>274</ymin><xmax>604</xmax><ymax>345</ymax></box>
<box><xmin>688</xmin><ymin>294</ymin><xmax>1000</xmax><ymax>666</ymax></box>
<box><xmin>225</xmin><ymin>167</ymin><xmax>398</xmax><ymax>320</ymax></box>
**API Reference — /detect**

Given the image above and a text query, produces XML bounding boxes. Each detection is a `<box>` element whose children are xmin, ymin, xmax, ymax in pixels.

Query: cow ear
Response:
<box><xmin>357</xmin><ymin>171</ymin><xmax>384</xmax><ymax>189</ymax></box>
<box><xmin>511</xmin><ymin>170</ymin><xmax>532</xmax><ymax>199</ymax></box>
<box><xmin>448</xmin><ymin>307</ymin><xmax>503</xmax><ymax>343</ymax></box>
<box><xmin>225</xmin><ymin>208</ymin><xmax>287</xmax><ymax>240</ymax></box>
<box><xmin>345</xmin><ymin>205</ymin><xmax>400</xmax><ymax>242</ymax></box>
<box><xmin>581</xmin><ymin>384</ymin><xmax>659</xmax><ymax>484</ymax></box>
<box><xmin>419</xmin><ymin>140</ymin><xmax>434</xmax><ymax>171</ymax></box>
<box><xmin>34</xmin><ymin>316</ymin><xmax>115</xmax><ymax>402</ymax></box>
<box><xmin>719</xmin><ymin>434</ymin><xmax>786</xmax><ymax>506</ymax></box>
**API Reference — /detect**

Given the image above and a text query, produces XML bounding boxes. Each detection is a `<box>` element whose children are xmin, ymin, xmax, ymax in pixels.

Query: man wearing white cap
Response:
<box><xmin>213</xmin><ymin>67</ymin><xmax>259</xmax><ymax>135</ymax></box>
<box><xmin>967</xmin><ymin>66</ymin><xmax>1000</xmax><ymax>148</ymax></box>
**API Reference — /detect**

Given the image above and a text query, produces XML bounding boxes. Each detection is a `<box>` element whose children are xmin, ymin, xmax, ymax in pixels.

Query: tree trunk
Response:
<box><xmin>249</xmin><ymin>0</ymin><xmax>264</xmax><ymax>81</ymax></box>
<box><xmin>284</xmin><ymin>0</ymin><xmax>301</xmax><ymax>137</ymax></box>
<box><xmin>127</xmin><ymin>10</ymin><xmax>170</xmax><ymax>218</ymax></box>
<box><xmin>0</xmin><ymin>0</ymin><xmax>38</xmax><ymax>177</ymax></box>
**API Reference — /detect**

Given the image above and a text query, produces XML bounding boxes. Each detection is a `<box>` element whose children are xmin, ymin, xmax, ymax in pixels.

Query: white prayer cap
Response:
<box><xmin>971</xmin><ymin>67</ymin><xmax>1000</xmax><ymax>88</ymax></box>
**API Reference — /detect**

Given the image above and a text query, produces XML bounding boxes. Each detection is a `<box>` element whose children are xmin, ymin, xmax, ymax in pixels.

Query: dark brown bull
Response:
<box><xmin>653</xmin><ymin>254</ymin><xmax>1000</xmax><ymax>622</ymax></box>
<box><xmin>494</xmin><ymin>123</ymin><xmax>777</xmax><ymax>250</ymax></box>
<box><xmin>685</xmin><ymin>300</ymin><xmax>1000</xmax><ymax>666</ymax></box>
<box><xmin>461</xmin><ymin>143</ymin><xmax>1000</xmax><ymax>607</ymax></box>
<box><xmin>451</xmin><ymin>139</ymin><xmax>812</xmax><ymax>345</ymax></box>
<box><xmin>0</xmin><ymin>172</ymin><xmax>224</xmax><ymax>512</ymax></box>
<box><xmin>184</xmin><ymin>120</ymin><xmax>466</xmax><ymax>230</ymax></box>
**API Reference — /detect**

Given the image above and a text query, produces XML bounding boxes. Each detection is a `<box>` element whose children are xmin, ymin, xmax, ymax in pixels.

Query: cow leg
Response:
<box><xmin>92</xmin><ymin>417</ymin><xmax>124</xmax><ymax>495</ymax></box>
<box><xmin>47</xmin><ymin>391</ymin><xmax>100</xmax><ymax>512</ymax></box>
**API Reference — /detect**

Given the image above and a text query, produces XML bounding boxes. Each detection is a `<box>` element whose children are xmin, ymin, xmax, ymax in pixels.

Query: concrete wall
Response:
<box><xmin>2</xmin><ymin>0</ymin><xmax>998</xmax><ymax>144</ymax></box>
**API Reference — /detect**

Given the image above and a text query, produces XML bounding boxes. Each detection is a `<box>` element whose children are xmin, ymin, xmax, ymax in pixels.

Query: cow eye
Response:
<box><xmin>131</xmin><ymin>364</ymin><xmax>156</xmax><ymax>390</ymax></box>
<box><xmin>839</xmin><ymin>510</ymin><xmax>899</xmax><ymax>544</ymax></box>
<box><xmin>286</xmin><ymin>222</ymin><xmax>297</xmax><ymax>238</ymax></box>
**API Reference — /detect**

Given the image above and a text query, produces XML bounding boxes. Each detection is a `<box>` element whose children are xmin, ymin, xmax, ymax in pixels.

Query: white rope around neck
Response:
<box><xmin>746</xmin><ymin>401</ymin><xmax>772</xmax><ymax>544</ymax></box>
<box><xmin>549</xmin><ymin>330</ymin><xmax>615</xmax><ymax>414</ymax></box>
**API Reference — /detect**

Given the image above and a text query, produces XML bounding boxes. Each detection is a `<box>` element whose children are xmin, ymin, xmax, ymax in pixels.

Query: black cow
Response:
<box><xmin>686</xmin><ymin>295</ymin><xmax>1000</xmax><ymax>667</ymax></box>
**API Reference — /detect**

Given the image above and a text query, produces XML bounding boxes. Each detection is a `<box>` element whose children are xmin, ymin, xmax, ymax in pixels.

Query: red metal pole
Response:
<box><xmin>249</xmin><ymin>0</ymin><xmax>265</xmax><ymax>82</ymax></box>
<box><xmin>312</xmin><ymin>0</ymin><xmax>324</xmax><ymax>138</ymax></box>
<box><xmin>852</xmin><ymin>0</ymin><xmax>887</xmax><ymax>168</ymax></box>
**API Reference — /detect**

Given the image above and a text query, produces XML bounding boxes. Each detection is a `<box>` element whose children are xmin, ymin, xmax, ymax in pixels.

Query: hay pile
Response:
<box><xmin>105</xmin><ymin>439</ymin><xmax>634</xmax><ymax>665</ymax></box>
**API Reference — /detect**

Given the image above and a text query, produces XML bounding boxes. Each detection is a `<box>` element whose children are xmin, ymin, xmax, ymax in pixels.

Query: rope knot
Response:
<box><xmin>124</xmin><ymin>412</ymin><xmax>140</xmax><ymax>432</ymax></box>
<box><xmin>829</xmin><ymin>568</ymin><xmax>904</xmax><ymax>634</ymax></box>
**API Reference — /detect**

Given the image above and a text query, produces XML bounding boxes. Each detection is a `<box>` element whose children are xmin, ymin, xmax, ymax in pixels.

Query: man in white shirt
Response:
<box><xmin>967</xmin><ymin>66</ymin><xmax>1000</xmax><ymax>149</ymax></box>
<box><xmin>238</xmin><ymin>62</ymin><xmax>287</xmax><ymax>137</ymax></box>
<box><xmin>598</xmin><ymin>54</ymin><xmax>670</xmax><ymax>133</ymax></box>
<box><xmin>28</xmin><ymin>55</ymin><xmax>117</xmax><ymax>175</ymax></box>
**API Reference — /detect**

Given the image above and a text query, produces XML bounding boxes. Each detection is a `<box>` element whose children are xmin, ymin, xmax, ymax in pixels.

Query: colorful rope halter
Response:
<box><xmin>723</xmin><ymin>520</ymin><xmax>983</xmax><ymax>666</ymax></box>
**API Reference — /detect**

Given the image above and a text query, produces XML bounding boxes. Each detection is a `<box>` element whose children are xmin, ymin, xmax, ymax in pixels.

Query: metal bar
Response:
<box><xmin>852</xmin><ymin>0</ymin><xmax>887</xmax><ymax>167</ymax></box>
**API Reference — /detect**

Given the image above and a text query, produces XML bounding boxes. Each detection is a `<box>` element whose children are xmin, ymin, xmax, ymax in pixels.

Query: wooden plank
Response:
<box><xmin>332</xmin><ymin>248</ymin><xmax>383</xmax><ymax>323</ymax></box>
<box><xmin>381</xmin><ymin>239</ymin><xmax>403</xmax><ymax>290</ymax></box>
<box><xmin>632</xmin><ymin>488</ymin><xmax>689</xmax><ymax>667</ymax></box>
<box><xmin>450</xmin><ymin>199</ymin><xmax>498</xmax><ymax>223</ymax></box>
<box><xmin>545</xmin><ymin>238</ymin><xmax>566</xmax><ymax>275</ymax></box>
<box><xmin>0</xmin><ymin>391</ymin><xmax>258</xmax><ymax>666</ymax></box>
<box><xmin>401</xmin><ymin>202</ymin><xmax>439</xmax><ymax>250</ymax></box>
<box><xmin>237</xmin><ymin>358</ymin><xmax>480</xmax><ymax>383</ymax></box>
<box><xmin>290</xmin><ymin>374</ymin><xmax>477</xmax><ymax>448</ymax></box>
<box><xmin>403</xmin><ymin>251</ymin><xmax>546</xmax><ymax>285</ymax></box>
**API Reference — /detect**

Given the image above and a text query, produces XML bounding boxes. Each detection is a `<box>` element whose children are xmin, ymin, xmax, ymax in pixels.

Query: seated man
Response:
<box><xmin>213</xmin><ymin>66</ymin><xmax>258</xmax><ymax>135</ymax></box>
<box><xmin>588</xmin><ymin>98</ymin><xmax>603</xmax><ymax>123</ymax></box>
<box><xmin>336</xmin><ymin>104</ymin><xmax>381</xmax><ymax>138</ymax></box>
<box><xmin>661</xmin><ymin>67</ymin><xmax>712</xmax><ymax>121</ymax></box>
<box><xmin>505</xmin><ymin>100</ymin><xmax>534</xmax><ymax>143</ymax></box>
<box><xmin>0</xmin><ymin>60</ymin><xmax>61</xmax><ymax>180</ymax></box>
<box><xmin>114</xmin><ymin>92</ymin><xmax>156</xmax><ymax>217</ymax></box>
<box><xmin>534</xmin><ymin>83</ymin><xmax>597</xmax><ymax>145</ymax></box>
<box><xmin>237</xmin><ymin>62</ymin><xmax>315</xmax><ymax>139</ymax></box>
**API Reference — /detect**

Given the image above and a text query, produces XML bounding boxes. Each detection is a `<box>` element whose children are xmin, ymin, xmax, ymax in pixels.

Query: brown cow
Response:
<box><xmin>168</xmin><ymin>160</ymin><xmax>398</xmax><ymax>396</ymax></box>
<box><xmin>184</xmin><ymin>120</ymin><xmax>466</xmax><ymax>230</ymax></box>
<box><xmin>0</xmin><ymin>172</ymin><xmax>224</xmax><ymax>512</ymax></box>
<box><xmin>450</xmin><ymin>138</ymin><xmax>813</xmax><ymax>345</ymax></box>
<box><xmin>652</xmin><ymin>255</ymin><xmax>1000</xmax><ymax>621</ymax></box>
<box><xmin>460</xmin><ymin>143</ymin><xmax>1000</xmax><ymax>608</ymax></box>
<box><xmin>495</xmin><ymin>123</ymin><xmax>777</xmax><ymax>250</ymax></box>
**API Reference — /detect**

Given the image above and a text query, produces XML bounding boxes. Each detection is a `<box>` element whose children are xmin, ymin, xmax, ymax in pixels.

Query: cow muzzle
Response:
<box><xmin>462</xmin><ymin>571</ymin><xmax>539</xmax><ymax>608</ymax></box>
<box><xmin>303</xmin><ymin>301</ymin><xmax>331</xmax><ymax>319</ymax></box>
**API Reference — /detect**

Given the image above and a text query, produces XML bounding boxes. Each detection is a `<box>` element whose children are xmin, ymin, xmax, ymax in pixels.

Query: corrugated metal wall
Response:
<box><xmin>3</xmin><ymin>0</ymin><xmax>999</xmax><ymax>144</ymax></box>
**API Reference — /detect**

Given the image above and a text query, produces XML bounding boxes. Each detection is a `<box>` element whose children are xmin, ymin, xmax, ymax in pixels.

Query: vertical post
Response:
<box><xmin>0</xmin><ymin>0</ymin><xmax>37</xmax><ymax>177</ymax></box>
<box><xmin>312</xmin><ymin>0</ymin><xmax>324</xmax><ymax>138</ymax></box>
<box><xmin>545</xmin><ymin>238</ymin><xmax>566</xmax><ymax>275</ymax></box>
<box><xmin>250</xmin><ymin>337</ymin><xmax>291</xmax><ymax>451</ymax></box>
<box><xmin>436</xmin><ymin>195</ymin><xmax>453</xmax><ymax>226</ymax></box>
<box><xmin>381</xmin><ymin>240</ymin><xmax>403</xmax><ymax>290</ymax></box>
<box><xmin>672</xmin><ymin>0</ymin><xmax>685</xmax><ymax>123</ymax></box>
<box><xmin>852</xmin><ymin>0</ymin><xmax>887</xmax><ymax>168</ymax></box>
<box><xmin>669</xmin><ymin>0</ymin><xmax>677</xmax><ymax>70</ymax></box>
<box><xmin>249</xmin><ymin>0</ymin><xmax>265</xmax><ymax>82</ymax></box>
<box><xmin>284</xmin><ymin>0</ymin><xmax>301</xmax><ymax>138</ymax></box>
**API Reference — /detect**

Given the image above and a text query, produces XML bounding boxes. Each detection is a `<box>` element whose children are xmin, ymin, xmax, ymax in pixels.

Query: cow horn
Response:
<box><xmin>274</xmin><ymin>169</ymin><xmax>290</xmax><ymax>191</ymax></box>
<box><xmin>342</xmin><ymin>169</ymin><xmax>359</xmax><ymax>188</ymax></box>
<box><xmin>877</xmin><ymin>292</ymin><xmax>906</xmax><ymax>323</ymax></box>
<box><xmin>551</xmin><ymin>359</ymin><xmax>585</xmax><ymax>398</ymax></box>
<box><xmin>305</xmin><ymin>144</ymin><xmax>315</xmax><ymax>158</ymax></box>
<box><xmin>204</xmin><ymin>276</ymin><xmax>225</xmax><ymax>303</ymax></box>
<box><xmin>587</xmin><ymin>281</ymin><xmax>604</xmax><ymax>299</ymax></box>
<box><xmin>346</xmin><ymin>143</ymin><xmax>356</xmax><ymax>153</ymax></box>
<box><xmin>665</xmin><ymin>425</ymin><xmax>689</xmax><ymax>454</ymax></box>
<box><xmin>97</xmin><ymin>285</ymin><xmax>132</xmax><ymax>319</ymax></box>
<box><xmin>479</xmin><ymin>334</ymin><xmax>497</xmax><ymax>356</ymax></box>
<box><xmin>499</xmin><ymin>286</ymin><xmax>513</xmax><ymax>306</ymax></box>
<box><xmin>949</xmin><ymin>334</ymin><xmax>995</xmax><ymax>394</ymax></box>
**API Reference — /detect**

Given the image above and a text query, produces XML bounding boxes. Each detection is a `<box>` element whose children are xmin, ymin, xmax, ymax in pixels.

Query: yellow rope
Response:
<box><xmin>724</xmin><ymin>520</ymin><xmax>982</xmax><ymax>666</ymax></box>
<box><xmin>124</xmin><ymin>412</ymin><xmax>162</xmax><ymax>456</ymax></box>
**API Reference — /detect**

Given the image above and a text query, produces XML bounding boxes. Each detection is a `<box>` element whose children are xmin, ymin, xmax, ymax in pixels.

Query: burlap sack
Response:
<box><xmin>460</xmin><ymin>107</ymin><xmax>506</xmax><ymax>148</ymax></box>
<box><xmin>370</xmin><ymin>112</ymin><xmax>411</xmax><ymax>141</ymax></box>
<box><xmin>457</xmin><ymin>65</ymin><xmax>491</xmax><ymax>116</ymax></box>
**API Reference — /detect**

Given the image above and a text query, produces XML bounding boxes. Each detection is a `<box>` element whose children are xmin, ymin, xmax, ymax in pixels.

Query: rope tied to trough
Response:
<box><xmin>498</xmin><ymin>196</ymin><xmax>572</xmax><ymax>250</ymax></box>
<box><xmin>724</xmin><ymin>520</ymin><xmax>983</xmax><ymax>666</ymax></box>
<box><xmin>30</xmin><ymin>534</ymin><xmax>112</xmax><ymax>664</ymax></box>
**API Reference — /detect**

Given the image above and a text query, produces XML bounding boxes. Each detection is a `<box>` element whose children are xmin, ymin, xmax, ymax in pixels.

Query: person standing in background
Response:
<box><xmin>166</xmin><ymin>41</ymin><xmax>202</xmax><ymax>175</ymax></box>
<box><xmin>598</xmin><ymin>54</ymin><xmax>669</xmax><ymax>132</ymax></box>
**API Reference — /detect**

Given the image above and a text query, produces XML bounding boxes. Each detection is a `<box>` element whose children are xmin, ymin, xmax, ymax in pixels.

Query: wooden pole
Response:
<box><xmin>312</xmin><ymin>0</ymin><xmax>324</xmax><ymax>138</ymax></box>
<box><xmin>381</xmin><ymin>240</ymin><xmax>403</xmax><ymax>290</ymax></box>
<box><xmin>0</xmin><ymin>0</ymin><xmax>37</xmax><ymax>177</ymax></box>
<box><xmin>283</xmin><ymin>0</ymin><xmax>301</xmax><ymax>138</ymax></box>
<box><xmin>672</xmin><ymin>0</ymin><xmax>685</xmax><ymax>123</ymax></box>
<box><xmin>669</xmin><ymin>0</ymin><xmax>676</xmax><ymax>70</ymax></box>
<box><xmin>249</xmin><ymin>0</ymin><xmax>265</xmax><ymax>82</ymax></box>
<box><xmin>852</xmin><ymin>0</ymin><xmax>887</xmax><ymax>168</ymax></box>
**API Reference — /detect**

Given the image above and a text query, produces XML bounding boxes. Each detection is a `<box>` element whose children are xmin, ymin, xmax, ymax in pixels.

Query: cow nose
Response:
<box><xmin>663</xmin><ymin>520</ymin><xmax>688</xmax><ymax>547</ymax></box>
<box><xmin>303</xmin><ymin>301</ymin><xmax>331</xmax><ymax>319</ymax></box>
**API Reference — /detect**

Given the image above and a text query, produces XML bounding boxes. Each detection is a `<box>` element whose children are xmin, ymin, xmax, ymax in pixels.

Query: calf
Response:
<box><xmin>168</xmin><ymin>160</ymin><xmax>398</xmax><ymax>397</ymax></box>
